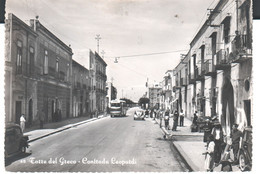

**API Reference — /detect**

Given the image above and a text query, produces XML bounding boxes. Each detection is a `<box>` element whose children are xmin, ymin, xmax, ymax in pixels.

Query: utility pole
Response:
<box><xmin>95</xmin><ymin>34</ymin><xmax>101</xmax><ymax>54</ymax></box>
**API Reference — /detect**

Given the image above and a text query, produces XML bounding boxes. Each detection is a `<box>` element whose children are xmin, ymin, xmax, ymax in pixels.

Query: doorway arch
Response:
<box><xmin>221</xmin><ymin>77</ymin><xmax>235</xmax><ymax>136</ymax></box>
<box><xmin>28</xmin><ymin>99</ymin><xmax>33</xmax><ymax>126</ymax></box>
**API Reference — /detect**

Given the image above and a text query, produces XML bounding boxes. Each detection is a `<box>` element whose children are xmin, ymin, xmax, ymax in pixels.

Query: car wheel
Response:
<box><xmin>20</xmin><ymin>145</ymin><xmax>26</xmax><ymax>153</ymax></box>
<box><xmin>239</xmin><ymin>152</ymin><xmax>248</xmax><ymax>171</ymax></box>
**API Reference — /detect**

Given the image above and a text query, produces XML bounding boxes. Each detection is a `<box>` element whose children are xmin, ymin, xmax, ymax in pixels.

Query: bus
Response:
<box><xmin>110</xmin><ymin>99</ymin><xmax>127</xmax><ymax>117</ymax></box>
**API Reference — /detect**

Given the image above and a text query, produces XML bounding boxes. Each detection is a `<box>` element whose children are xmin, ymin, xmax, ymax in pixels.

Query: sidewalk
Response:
<box><xmin>155</xmin><ymin>116</ymin><xmax>241</xmax><ymax>172</ymax></box>
<box><xmin>24</xmin><ymin>114</ymin><xmax>109</xmax><ymax>143</ymax></box>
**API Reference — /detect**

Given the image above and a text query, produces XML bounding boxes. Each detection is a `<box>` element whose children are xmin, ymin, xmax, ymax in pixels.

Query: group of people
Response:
<box><xmin>204</xmin><ymin>121</ymin><xmax>243</xmax><ymax>172</ymax></box>
<box><xmin>156</xmin><ymin>108</ymin><xmax>185</xmax><ymax>131</ymax></box>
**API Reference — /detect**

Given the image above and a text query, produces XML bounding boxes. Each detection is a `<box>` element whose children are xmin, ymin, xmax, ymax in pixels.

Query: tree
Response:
<box><xmin>138</xmin><ymin>97</ymin><xmax>150</xmax><ymax>109</ymax></box>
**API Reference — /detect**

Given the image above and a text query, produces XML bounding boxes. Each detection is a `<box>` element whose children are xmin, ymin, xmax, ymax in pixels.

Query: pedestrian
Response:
<box><xmin>211</xmin><ymin>122</ymin><xmax>224</xmax><ymax>164</ymax></box>
<box><xmin>153</xmin><ymin>109</ymin><xmax>157</xmax><ymax>120</ymax></box>
<box><xmin>37</xmin><ymin>109</ymin><xmax>45</xmax><ymax>129</ymax></box>
<box><xmin>164</xmin><ymin>109</ymin><xmax>170</xmax><ymax>130</ymax></box>
<box><xmin>191</xmin><ymin>111</ymin><xmax>198</xmax><ymax>132</ymax></box>
<box><xmin>20</xmin><ymin>114</ymin><xmax>26</xmax><ymax>133</ymax></box>
<box><xmin>159</xmin><ymin>109</ymin><xmax>163</xmax><ymax>128</ymax></box>
<box><xmin>172</xmin><ymin>110</ymin><xmax>179</xmax><ymax>131</ymax></box>
<box><xmin>204</xmin><ymin>134</ymin><xmax>215</xmax><ymax>172</ymax></box>
<box><xmin>179</xmin><ymin>109</ymin><xmax>184</xmax><ymax>126</ymax></box>
<box><xmin>231</xmin><ymin>124</ymin><xmax>242</xmax><ymax>164</ymax></box>
<box><xmin>203</xmin><ymin>119</ymin><xmax>212</xmax><ymax>145</ymax></box>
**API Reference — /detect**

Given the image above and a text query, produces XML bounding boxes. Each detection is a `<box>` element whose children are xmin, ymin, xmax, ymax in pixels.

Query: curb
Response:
<box><xmin>155</xmin><ymin>118</ymin><xmax>196</xmax><ymax>172</ymax></box>
<box><xmin>27</xmin><ymin>115</ymin><xmax>109</xmax><ymax>143</ymax></box>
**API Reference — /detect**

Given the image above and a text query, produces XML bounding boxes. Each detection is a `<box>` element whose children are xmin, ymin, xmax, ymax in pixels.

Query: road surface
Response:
<box><xmin>5</xmin><ymin>107</ymin><xmax>189</xmax><ymax>172</ymax></box>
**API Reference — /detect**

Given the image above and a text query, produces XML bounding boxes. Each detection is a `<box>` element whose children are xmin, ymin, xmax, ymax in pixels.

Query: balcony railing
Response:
<box><xmin>189</xmin><ymin>73</ymin><xmax>196</xmax><ymax>84</ymax></box>
<box><xmin>215</xmin><ymin>49</ymin><xmax>230</xmax><ymax>70</ymax></box>
<box><xmin>203</xmin><ymin>59</ymin><xmax>216</xmax><ymax>76</ymax></box>
<box><xmin>195</xmin><ymin>67</ymin><xmax>203</xmax><ymax>81</ymax></box>
<box><xmin>180</xmin><ymin>77</ymin><xmax>188</xmax><ymax>86</ymax></box>
<box><xmin>231</xmin><ymin>34</ymin><xmax>252</xmax><ymax>63</ymax></box>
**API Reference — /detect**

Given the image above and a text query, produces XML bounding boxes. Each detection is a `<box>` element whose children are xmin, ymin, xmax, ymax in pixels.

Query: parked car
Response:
<box><xmin>134</xmin><ymin>109</ymin><xmax>145</xmax><ymax>120</ymax></box>
<box><xmin>5</xmin><ymin>123</ymin><xmax>29</xmax><ymax>158</ymax></box>
<box><xmin>238</xmin><ymin>127</ymin><xmax>252</xmax><ymax>171</ymax></box>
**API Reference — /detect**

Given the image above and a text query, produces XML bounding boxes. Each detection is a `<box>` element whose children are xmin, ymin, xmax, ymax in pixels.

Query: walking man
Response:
<box><xmin>172</xmin><ymin>110</ymin><xmax>179</xmax><ymax>131</ymax></box>
<box><xmin>20</xmin><ymin>114</ymin><xmax>26</xmax><ymax>133</ymax></box>
<box><xmin>179</xmin><ymin>109</ymin><xmax>184</xmax><ymax>126</ymax></box>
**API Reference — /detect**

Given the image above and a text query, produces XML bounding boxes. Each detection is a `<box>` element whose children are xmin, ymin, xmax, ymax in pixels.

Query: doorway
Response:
<box><xmin>244</xmin><ymin>100</ymin><xmax>251</xmax><ymax>126</ymax></box>
<box><xmin>15</xmin><ymin>101</ymin><xmax>22</xmax><ymax>124</ymax></box>
<box><xmin>28</xmin><ymin>99</ymin><xmax>33</xmax><ymax>126</ymax></box>
<box><xmin>221</xmin><ymin>77</ymin><xmax>235</xmax><ymax>136</ymax></box>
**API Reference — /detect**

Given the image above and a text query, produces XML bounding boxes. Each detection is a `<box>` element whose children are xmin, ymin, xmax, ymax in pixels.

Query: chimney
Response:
<box><xmin>30</xmin><ymin>15</ymin><xmax>39</xmax><ymax>31</ymax></box>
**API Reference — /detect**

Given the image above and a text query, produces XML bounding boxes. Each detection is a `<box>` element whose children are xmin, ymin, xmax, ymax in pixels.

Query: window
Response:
<box><xmin>16</xmin><ymin>40</ymin><xmax>22</xmax><ymax>74</ymax></box>
<box><xmin>44</xmin><ymin>50</ymin><xmax>48</xmax><ymax>74</ymax></box>
<box><xmin>28</xmin><ymin>47</ymin><xmax>34</xmax><ymax>75</ymax></box>
<box><xmin>222</xmin><ymin>17</ymin><xmax>231</xmax><ymax>44</ymax></box>
<box><xmin>56</xmin><ymin>57</ymin><xmax>59</xmax><ymax>73</ymax></box>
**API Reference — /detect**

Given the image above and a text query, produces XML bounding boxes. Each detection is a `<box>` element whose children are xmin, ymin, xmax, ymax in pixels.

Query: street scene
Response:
<box><xmin>3</xmin><ymin>0</ymin><xmax>253</xmax><ymax>172</ymax></box>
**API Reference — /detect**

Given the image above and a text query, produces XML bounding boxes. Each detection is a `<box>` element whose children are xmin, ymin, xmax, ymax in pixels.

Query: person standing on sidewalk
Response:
<box><xmin>20</xmin><ymin>114</ymin><xmax>26</xmax><ymax>133</ymax></box>
<box><xmin>204</xmin><ymin>134</ymin><xmax>215</xmax><ymax>172</ymax></box>
<box><xmin>231</xmin><ymin>124</ymin><xmax>242</xmax><ymax>164</ymax></box>
<box><xmin>179</xmin><ymin>109</ymin><xmax>184</xmax><ymax>126</ymax></box>
<box><xmin>211</xmin><ymin>122</ymin><xmax>224</xmax><ymax>164</ymax></box>
<box><xmin>172</xmin><ymin>110</ymin><xmax>179</xmax><ymax>131</ymax></box>
<box><xmin>164</xmin><ymin>109</ymin><xmax>170</xmax><ymax>130</ymax></box>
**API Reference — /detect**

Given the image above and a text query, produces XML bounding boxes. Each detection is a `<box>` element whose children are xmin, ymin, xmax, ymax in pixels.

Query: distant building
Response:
<box><xmin>89</xmin><ymin>50</ymin><xmax>107</xmax><ymax>115</ymax></box>
<box><xmin>148</xmin><ymin>85</ymin><xmax>161</xmax><ymax>110</ymax></box>
<box><xmin>5</xmin><ymin>14</ymin><xmax>73</xmax><ymax>126</ymax></box>
<box><xmin>72</xmin><ymin>60</ymin><xmax>90</xmax><ymax>117</ymax></box>
<box><xmin>106</xmin><ymin>82</ymin><xmax>117</xmax><ymax>108</ymax></box>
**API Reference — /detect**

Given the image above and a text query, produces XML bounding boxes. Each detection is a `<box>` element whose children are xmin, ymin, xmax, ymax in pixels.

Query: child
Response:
<box><xmin>204</xmin><ymin>134</ymin><xmax>215</xmax><ymax>172</ymax></box>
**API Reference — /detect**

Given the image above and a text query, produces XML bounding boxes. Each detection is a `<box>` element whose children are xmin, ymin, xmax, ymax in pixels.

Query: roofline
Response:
<box><xmin>8</xmin><ymin>13</ymin><xmax>38</xmax><ymax>37</ymax></box>
<box><xmin>95</xmin><ymin>52</ymin><xmax>107</xmax><ymax>66</ymax></box>
<box><xmin>36</xmin><ymin>21</ymin><xmax>73</xmax><ymax>55</ymax></box>
<box><xmin>72</xmin><ymin>59</ymin><xmax>89</xmax><ymax>72</ymax></box>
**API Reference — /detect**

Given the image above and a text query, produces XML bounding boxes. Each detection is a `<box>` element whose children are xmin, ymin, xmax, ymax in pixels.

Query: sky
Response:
<box><xmin>5</xmin><ymin>0</ymin><xmax>218</xmax><ymax>101</ymax></box>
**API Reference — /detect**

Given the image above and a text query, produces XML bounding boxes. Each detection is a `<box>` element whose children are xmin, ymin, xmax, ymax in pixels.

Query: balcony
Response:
<box><xmin>59</xmin><ymin>71</ymin><xmax>65</xmax><ymax>81</ymax></box>
<box><xmin>230</xmin><ymin>34</ymin><xmax>252</xmax><ymax>63</ymax></box>
<box><xmin>215</xmin><ymin>49</ymin><xmax>231</xmax><ymax>70</ymax></box>
<box><xmin>189</xmin><ymin>73</ymin><xmax>196</xmax><ymax>84</ymax></box>
<box><xmin>203</xmin><ymin>59</ymin><xmax>216</xmax><ymax>76</ymax></box>
<box><xmin>195</xmin><ymin>67</ymin><xmax>204</xmax><ymax>81</ymax></box>
<box><xmin>172</xmin><ymin>86</ymin><xmax>180</xmax><ymax>92</ymax></box>
<box><xmin>180</xmin><ymin>77</ymin><xmax>188</xmax><ymax>86</ymax></box>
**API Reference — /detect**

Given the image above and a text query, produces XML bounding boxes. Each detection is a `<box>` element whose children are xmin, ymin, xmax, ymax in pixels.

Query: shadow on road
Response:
<box><xmin>5</xmin><ymin>152</ymin><xmax>32</xmax><ymax>167</ymax></box>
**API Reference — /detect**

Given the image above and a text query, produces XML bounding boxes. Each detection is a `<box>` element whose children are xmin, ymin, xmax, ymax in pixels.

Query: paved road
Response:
<box><xmin>5</xmin><ymin>107</ymin><xmax>189</xmax><ymax>172</ymax></box>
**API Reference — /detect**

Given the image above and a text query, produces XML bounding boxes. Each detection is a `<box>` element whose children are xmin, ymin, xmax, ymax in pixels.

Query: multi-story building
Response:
<box><xmin>95</xmin><ymin>52</ymin><xmax>107</xmax><ymax>114</ymax></box>
<box><xmin>148</xmin><ymin>85</ymin><xmax>161</xmax><ymax>110</ymax></box>
<box><xmin>5</xmin><ymin>14</ymin><xmax>73</xmax><ymax>126</ymax></box>
<box><xmin>89</xmin><ymin>50</ymin><xmax>107</xmax><ymax>115</ymax></box>
<box><xmin>106</xmin><ymin>82</ymin><xmax>117</xmax><ymax>108</ymax></box>
<box><xmin>170</xmin><ymin>0</ymin><xmax>252</xmax><ymax>139</ymax></box>
<box><xmin>72</xmin><ymin>60</ymin><xmax>90</xmax><ymax>117</ymax></box>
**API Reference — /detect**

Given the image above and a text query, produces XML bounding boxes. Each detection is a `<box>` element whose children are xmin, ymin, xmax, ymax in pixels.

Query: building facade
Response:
<box><xmin>106</xmin><ymin>82</ymin><xmax>117</xmax><ymax>108</ymax></box>
<box><xmin>72</xmin><ymin>60</ymin><xmax>90</xmax><ymax>117</ymax></box>
<box><xmin>148</xmin><ymin>85</ymin><xmax>161</xmax><ymax>110</ymax></box>
<box><xmin>166</xmin><ymin>0</ymin><xmax>252</xmax><ymax>139</ymax></box>
<box><xmin>5</xmin><ymin>14</ymin><xmax>73</xmax><ymax>126</ymax></box>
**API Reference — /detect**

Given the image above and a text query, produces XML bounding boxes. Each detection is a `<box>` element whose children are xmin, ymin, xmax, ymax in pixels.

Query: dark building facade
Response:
<box><xmin>95</xmin><ymin>52</ymin><xmax>107</xmax><ymax>114</ymax></box>
<box><xmin>72</xmin><ymin>60</ymin><xmax>90</xmax><ymax>117</ymax></box>
<box><xmin>5</xmin><ymin>14</ymin><xmax>73</xmax><ymax>127</ymax></box>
